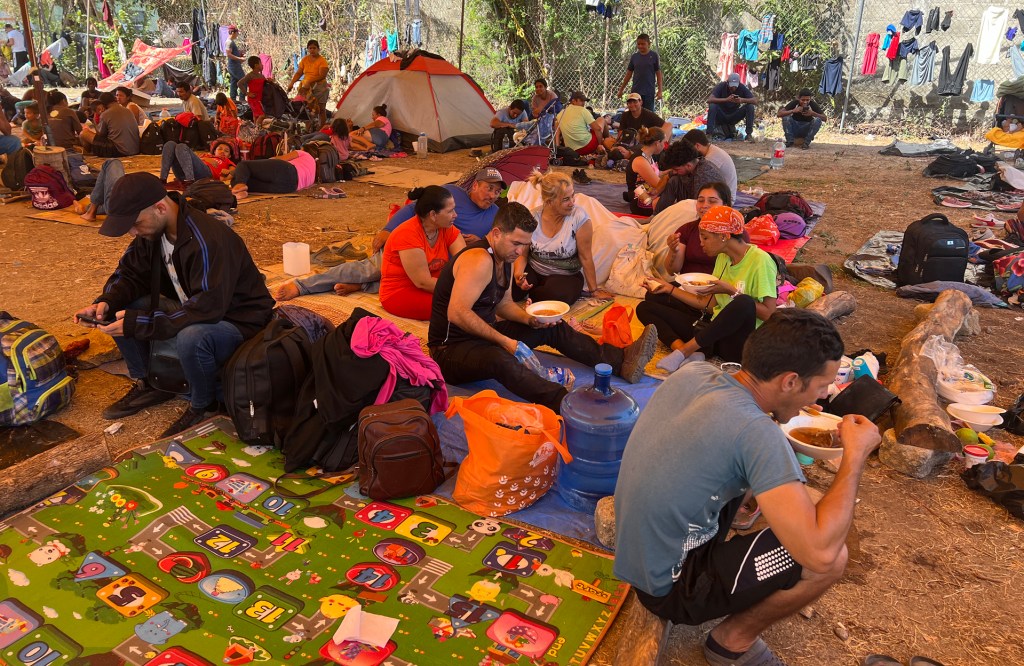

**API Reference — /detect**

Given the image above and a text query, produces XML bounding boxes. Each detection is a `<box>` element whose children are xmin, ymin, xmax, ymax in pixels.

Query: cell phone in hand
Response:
<box><xmin>77</xmin><ymin>314</ymin><xmax>111</xmax><ymax>326</ymax></box>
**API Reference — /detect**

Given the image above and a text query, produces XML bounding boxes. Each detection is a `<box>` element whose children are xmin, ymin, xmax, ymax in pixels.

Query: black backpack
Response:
<box><xmin>185</xmin><ymin>178</ymin><xmax>237</xmax><ymax>212</ymax></box>
<box><xmin>139</xmin><ymin>122</ymin><xmax>165</xmax><ymax>155</ymax></box>
<box><xmin>302</xmin><ymin>140</ymin><xmax>339</xmax><ymax>183</ymax></box>
<box><xmin>195</xmin><ymin>119</ymin><xmax>219</xmax><ymax>150</ymax></box>
<box><xmin>223</xmin><ymin>318</ymin><xmax>313</xmax><ymax>447</ymax></box>
<box><xmin>1</xmin><ymin>148</ymin><xmax>35</xmax><ymax>189</ymax></box>
<box><xmin>261</xmin><ymin>80</ymin><xmax>292</xmax><ymax>119</ymax></box>
<box><xmin>896</xmin><ymin>213</ymin><xmax>969</xmax><ymax>286</ymax></box>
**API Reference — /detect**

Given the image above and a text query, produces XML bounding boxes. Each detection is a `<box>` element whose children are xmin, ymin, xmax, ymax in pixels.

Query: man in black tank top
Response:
<box><xmin>429</xmin><ymin>202</ymin><xmax>658</xmax><ymax>413</ymax></box>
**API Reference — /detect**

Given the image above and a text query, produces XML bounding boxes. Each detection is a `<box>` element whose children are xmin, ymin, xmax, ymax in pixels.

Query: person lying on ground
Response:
<box><xmin>639</xmin><ymin>205</ymin><xmax>778</xmax><ymax>372</ymax></box>
<box><xmin>554</xmin><ymin>91</ymin><xmax>606</xmax><ymax>156</ymax></box>
<box><xmin>231</xmin><ymin>149</ymin><xmax>316</xmax><ymax>199</ymax></box>
<box><xmin>614</xmin><ymin>308</ymin><xmax>880</xmax><ymax>666</ymax></box>
<box><xmin>490</xmin><ymin>99</ymin><xmax>530</xmax><ymax>151</ymax></box>
<box><xmin>175</xmin><ymin>82</ymin><xmax>209</xmax><ymax>121</ymax></box>
<box><xmin>604</xmin><ymin>92</ymin><xmax>673</xmax><ymax>160</ymax></box>
<box><xmin>46</xmin><ymin>90</ymin><xmax>82</xmax><ymax>151</ymax></box>
<box><xmin>215</xmin><ymin>92</ymin><xmax>239</xmax><ymax>136</ymax></box>
<box><xmin>238</xmin><ymin>55</ymin><xmax>266</xmax><ymax>122</ymax></box>
<box><xmin>273</xmin><ymin>170</ymin><xmax>505</xmax><ymax>301</ymax></box>
<box><xmin>428</xmin><ymin>202</ymin><xmax>658</xmax><ymax>413</ymax></box>
<box><xmin>74</xmin><ymin>172</ymin><xmax>274</xmax><ymax>438</ymax></box>
<box><xmin>133</xmin><ymin>75</ymin><xmax>176</xmax><ymax>98</ymax></box>
<box><xmin>682</xmin><ymin>128</ymin><xmax>737</xmax><ymax>198</ymax></box>
<box><xmin>778</xmin><ymin>87</ymin><xmax>827</xmax><ymax>149</ymax></box>
<box><xmin>114</xmin><ymin>86</ymin><xmax>147</xmax><ymax>125</ymax></box>
<box><xmin>625</xmin><ymin>127</ymin><xmax>669</xmax><ymax>216</ymax></box>
<box><xmin>160</xmin><ymin>139</ymin><xmax>236</xmax><ymax>189</ymax></box>
<box><xmin>80</xmin><ymin>91</ymin><xmax>141</xmax><ymax>157</ymax></box>
<box><xmin>301</xmin><ymin>117</ymin><xmax>351</xmax><ymax>160</ymax></box>
<box><xmin>19</xmin><ymin>101</ymin><xmax>42</xmax><ymax>146</ymax></box>
<box><xmin>512</xmin><ymin>170</ymin><xmax>613</xmax><ymax>304</ymax></box>
<box><xmin>661</xmin><ymin>182</ymin><xmax>731</xmax><ymax>277</ymax></box>
<box><xmin>350</xmin><ymin>104</ymin><xmax>392</xmax><ymax>152</ymax></box>
<box><xmin>79</xmin><ymin>158</ymin><xmax>124</xmax><ymax>222</ymax></box>
<box><xmin>706</xmin><ymin>72</ymin><xmax>757</xmax><ymax>141</ymax></box>
<box><xmin>654</xmin><ymin>139</ymin><xmax>724</xmax><ymax>215</ymax></box>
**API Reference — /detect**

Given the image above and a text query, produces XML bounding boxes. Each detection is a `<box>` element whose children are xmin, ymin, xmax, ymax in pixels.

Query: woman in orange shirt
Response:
<box><xmin>379</xmin><ymin>185</ymin><xmax>467</xmax><ymax>320</ymax></box>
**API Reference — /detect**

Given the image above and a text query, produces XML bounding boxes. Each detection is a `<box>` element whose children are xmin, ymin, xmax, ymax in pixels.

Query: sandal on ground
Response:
<box><xmin>862</xmin><ymin>656</ymin><xmax>902</xmax><ymax>666</ymax></box>
<box><xmin>909</xmin><ymin>658</ymin><xmax>945</xmax><ymax>666</ymax></box>
<box><xmin>939</xmin><ymin>197</ymin><xmax>972</xmax><ymax>208</ymax></box>
<box><xmin>704</xmin><ymin>637</ymin><xmax>787</xmax><ymax>666</ymax></box>
<box><xmin>975</xmin><ymin>238</ymin><xmax>1020</xmax><ymax>250</ymax></box>
<box><xmin>313</xmin><ymin>187</ymin><xmax>345</xmax><ymax>199</ymax></box>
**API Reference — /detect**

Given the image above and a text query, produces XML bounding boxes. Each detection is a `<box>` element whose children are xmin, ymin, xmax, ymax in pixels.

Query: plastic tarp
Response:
<box><xmin>6</xmin><ymin>38</ymin><xmax>67</xmax><ymax>86</ymax></box>
<box><xmin>97</xmin><ymin>39</ymin><xmax>192</xmax><ymax>91</ymax></box>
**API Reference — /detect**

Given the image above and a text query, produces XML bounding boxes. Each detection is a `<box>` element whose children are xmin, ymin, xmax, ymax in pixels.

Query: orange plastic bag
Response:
<box><xmin>598</xmin><ymin>304</ymin><xmax>634</xmax><ymax>348</ymax></box>
<box><xmin>447</xmin><ymin>390</ymin><xmax>572</xmax><ymax>517</ymax></box>
<box><xmin>745</xmin><ymin>214</ymin><xmax>781</xmax><ymax>245</ymax></box>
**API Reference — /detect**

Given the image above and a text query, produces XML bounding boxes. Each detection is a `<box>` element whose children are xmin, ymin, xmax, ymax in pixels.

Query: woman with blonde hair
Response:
<box><xmin>625</xmin><ymin>126</ymin><xmax>669</xmax><ymax>215</ymax></box>
<box><xmin>513</xmin><ymin>169</ymin><xmax>614</xmax><ymax>304</ymax></box>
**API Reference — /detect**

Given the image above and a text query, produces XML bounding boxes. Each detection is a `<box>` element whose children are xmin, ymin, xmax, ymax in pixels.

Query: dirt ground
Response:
<box><xmin>1</xmin><ymin>133</ymin><xmax>1023</xmax><ymax>666</ymax></box>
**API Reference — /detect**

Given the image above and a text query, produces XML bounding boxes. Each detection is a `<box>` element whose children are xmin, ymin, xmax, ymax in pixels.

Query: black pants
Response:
<box><xmin>512</xmin><ymin>267</ymin><xmax>584</xmax><ymax>305</ymax></box>
<box><xmin>706</xmin><ymin>103</ymin><xmax>755</xmax><ymax>137</ymax></box>
<box><xmin>232</xmin><ymin>159</ymin><xmax>299</xmax><ymax>193</ymax></box>
<box><xmin>636</xmin><ymin>293</ymin><xmax>757</xmax><ymax>362</ymax></box>
<box><xmin>429</xmin><ymin>321</ymin><xmax>624</xmax><ymax>413</ymax></box>
<box><xmin>91</xmin><ymin>135</ymin><xmax>128</xmax><ymax>158</ymax></box>
<box><xmin>13</xmin><ymin>52</ymin><xmax>28</xmax><ymax>70</ymax></box>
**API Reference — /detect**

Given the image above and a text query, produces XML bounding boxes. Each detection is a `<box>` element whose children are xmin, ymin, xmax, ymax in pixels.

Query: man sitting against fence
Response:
<box><xmin>778</xmin><ymin>88</ymin><xmax>827</xmax><ymax>150</ymax></box>
<box><xmin>555</xmin><ymin>91</ymin><xmax>606</xmax><ymax>157</ymax></box>
<box><xmin>706</xmin><ymin>73</ymin><xmax>758</xmax><ymax>141</ymax></box>
<box><xmin>490</xmin><ymin>99</ymin><xmax>530</xmax><ymax>152</ymax></box>
<box><xmin>427</xmin><ymin>202</ymin><xmax>658</xmax><ymax>414</ymax></box>
<box><xmin>614</xmin><ymin>309</ymin><xmax>881</xmax><ymax>666</ymax></box>
<box><xmin>74</xmin><ymin>173</ymin><xmax>274</xmax><ymax>438</ymax></box>
<box><xmin>603</xmin><ymin>92</ymin><xmax>673</xmax><ymax>161</ymax></box>
<box><xmin>273</xmin><ymin>169</ymin><xmax>505</xmax><ymax>301</ymax></box>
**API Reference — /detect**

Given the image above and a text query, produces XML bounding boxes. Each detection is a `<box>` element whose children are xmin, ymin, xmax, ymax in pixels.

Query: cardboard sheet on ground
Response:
<box><xmin>353</xmin><ymin>165</ymin><xmax>463</xmax><ymax>188</ymax></box>
<box><xmin>0</xmin><ymin>416</ymin><xmax>627</xmax><ymax>664</ymax></box>
<box><xmin>28</xmin><ymin>209</ymin><xmax>103</xmax><ymax>228</ymax></box>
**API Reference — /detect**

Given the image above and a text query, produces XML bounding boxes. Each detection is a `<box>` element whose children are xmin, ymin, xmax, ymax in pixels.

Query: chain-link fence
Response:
<box><xmin>34</xmin><ymin>0</ymin><xmax>1010</xmax><ymax>138</ymax></box>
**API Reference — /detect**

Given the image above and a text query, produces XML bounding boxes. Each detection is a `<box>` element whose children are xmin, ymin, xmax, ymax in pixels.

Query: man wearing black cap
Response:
<box><xmin>555</xmin><ymin>91</ymin><xmax>606</xmax><ymax>156</ymax></box>
<box><xmin>706</xmin><ymin>73</ymin><xmax>758</xmax><ymax>141</ymax></box>
<box><xmin>74</xmin><ymin>173</ymin><xmax>274</xmax><ymax>437</ymax></box>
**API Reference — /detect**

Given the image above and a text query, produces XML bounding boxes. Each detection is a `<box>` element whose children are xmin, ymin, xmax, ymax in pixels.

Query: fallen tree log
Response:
<box><xmin>889</xmin><ymin>289</ymin><xmax>973</xmax><ymax>454</ymax></box>
<box><xmin>807</xmin><ymin>291</ymin><xmax>856</xmax><ymax>320</ymax></box>
<box><xmin>0</xmin><ymin>433</ymin><xmax>110</xmax><ymax>516</ymax></box>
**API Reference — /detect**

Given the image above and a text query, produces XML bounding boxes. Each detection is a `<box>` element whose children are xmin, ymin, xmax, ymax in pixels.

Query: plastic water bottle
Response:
<box><xmin>416</xmin><ymin>132</ymin><xmax>428</xmax><ymax>158</ymax></box>
<box><xmin>159</xmin><ymin>108</ymin><xmax>171</xmax><ymax>120</ymax></box>
<box><xmin>770</xmin><ymin>138</ymin><xmax>785</xmax><ymax>169</ymax></box>
<box><xmin>557</xmin><ymin>364</ymin><xmax>640</xmax><ymax>513</ymax></box>
<box><xmin>502</xmin><ymin>133</ymin><xmax>510</xmax><ymax>150</ymax></box>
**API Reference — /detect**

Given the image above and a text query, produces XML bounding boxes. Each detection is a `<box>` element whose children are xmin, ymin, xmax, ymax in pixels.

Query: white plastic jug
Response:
<box><xmin>283</xmin><ymin>242</ymin><xmax>311</xmax><ymax>276</ymax></box>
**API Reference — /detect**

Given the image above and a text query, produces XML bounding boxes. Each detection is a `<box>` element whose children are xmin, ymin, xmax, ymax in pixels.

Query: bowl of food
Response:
<box><xmin>947</xmin><ymin>403</ymin><xmax>1005</xmax><ymax>433</ymax></box>
<box><xmin>937</xmin><ymin>369</ymin><xmax>996</xmax><ymax>405</ymax></box>
<box><xmin>673</xmin><ymin>272</ymin><xmax>717</xmax><ymax>293</ymax></box>
<box><xmin>779</xmin><ymin>411</ymin><xmax>844</xmax><ymax>460</ymax></box>
<box><xmin>525</xmin><ymin>300</ymin><xmax>570</xmax><ymax>324</ymax></box>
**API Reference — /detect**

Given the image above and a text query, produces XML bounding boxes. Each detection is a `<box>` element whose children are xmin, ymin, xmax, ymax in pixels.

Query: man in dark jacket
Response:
<box><xmin>75</xmin><ymin>173</ymin><xmax>274</xmax><ymax>437</ymax></box>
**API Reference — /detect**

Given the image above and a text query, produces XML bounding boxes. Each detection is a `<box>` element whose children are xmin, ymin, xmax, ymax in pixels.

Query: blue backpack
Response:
<box><xmin>0</xmin><ymin>313</ymin><xmax>75</xmax><ymax>425</ymax></box>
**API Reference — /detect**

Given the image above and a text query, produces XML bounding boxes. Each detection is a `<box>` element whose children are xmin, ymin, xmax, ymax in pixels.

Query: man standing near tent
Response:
<box><xmin>427</xmin><ymin>202</ymin><xmax>658</xmax><ymax>414</ymax></box>
<box><xmin>616</xmin><ymin>33</ymin><xmax>662</xmax><ymax>112</ymax></box>
<box><xmin>225</xmin><ymin>26</ymin><xmax>246</xmax><ymax>103</ymax></box>
<box><xmin>555</xmin><ymin>91</ymin><xmax>606</xmax><ymax>156</ymax></box>
<box><xmin>288</xmin><ymin>40</ymin><xmax>329</xmax><ymax>126</ymax></box>
<box><xmin>5</xmin><ymin>24</ymin><xmax>26</xmax><ymax>71</ymax></box>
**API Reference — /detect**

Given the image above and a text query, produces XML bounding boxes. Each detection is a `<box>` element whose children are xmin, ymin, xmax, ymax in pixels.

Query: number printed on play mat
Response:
<box><xmin>194</xmin><ymin>525</ymin><xmax>257</xmax><ymax>558</ymax></box>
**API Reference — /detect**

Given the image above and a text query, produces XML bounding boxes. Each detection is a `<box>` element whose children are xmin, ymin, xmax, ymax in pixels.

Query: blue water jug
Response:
<box><xmin>557</xmin><ymin>363</ymin><xmax>640</xmax><ymax>513</ymax></box>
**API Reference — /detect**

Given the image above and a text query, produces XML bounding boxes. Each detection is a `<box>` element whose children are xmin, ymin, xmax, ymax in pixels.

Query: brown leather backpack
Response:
<box><xmin>357</xmin><ymin>399</ymin><xmax>451</xmax><ymax>500</ymax></box>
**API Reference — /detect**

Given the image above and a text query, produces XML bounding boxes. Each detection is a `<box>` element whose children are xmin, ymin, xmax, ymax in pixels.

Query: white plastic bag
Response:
<box><xmin>606</xmin><ymin>242</ymin><xmax>654</xmax><ymax>298</ymax></box>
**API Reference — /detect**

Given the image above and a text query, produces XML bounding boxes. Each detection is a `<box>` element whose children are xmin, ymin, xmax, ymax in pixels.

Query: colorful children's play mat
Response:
<box><xmin>0</xmin><ymin>417</ymin><xmax>627</xmax><ymax>665</ymax></box>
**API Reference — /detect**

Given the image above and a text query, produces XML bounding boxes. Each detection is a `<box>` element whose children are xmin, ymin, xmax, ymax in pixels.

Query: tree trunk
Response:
<box><xmin>806</xmin><ymin>291</ymin><xmax>856</xmax><ymax>320</ymax></box>
<box><xmin>889</xmin><ymin>290</ymin><xmax>973</xmax><ymax>453</ymax></box>
<box><xmin>0</xmin><ymin>434</ymin><xmax>110</xmax><ymax>517</ymax></box>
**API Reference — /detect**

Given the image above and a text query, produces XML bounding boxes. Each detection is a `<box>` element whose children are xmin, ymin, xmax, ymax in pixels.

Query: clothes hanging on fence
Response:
<box><xmin>941</xmin><ymin>10</ymin><xmax>952</xmax><ymax>31</ymax></box>
<box><xmin>977</xmin><ymin>6</ymin><xmax>1009</xmax><ymax>65</ymax></box>
<box><xmin>882</xmin><ymin>56</ymin><xmax>905</xmax><ymax>84</ymax></box>
<box><xmin>899</xmin><ymin>37</ymin><xmax>919</xmax><ymax>59</ymax></box>
<box><xmin>1008</xmin><ymin>28</ymin><xmax>1018</xmax><ymax>41</ymax></box>
<box><xmin>1010</xmin><ymin>44</ymin><xmax>1024</xmax><ymax>77</ymax></box>
<box><xmin>937</xmin><ymin>43</ymin><xmax>974</xmax><ymax>96</ymax></box>
<box><xmin>862</xmin><ymin>33</ymin><xmax>880</xmax><ymax>75</ymax></box>
<box><xmin>910</xmin><ymin>41</ymin><xmax>938</xmax><ymax>85</ymax></box>
<box><xmin>901</xmin><ymin>10</ymin><xmax>924</xmax><ymax>35</ymax></box>
<box><xmin>717</xmin><ymin>32</ymin><xmax>738</xmax><ymax>80</ymax></box>
<box><xmin>387</xmin><ymin>31</ymin><xmax>399</xmax><ymax>53</ymax></box>
<box><xmin>885</xmin><ymin>29</ymin><xmax>901</xmax><ymax>60</ymax></box>
<box><xmin>800</xmin><ymin>54</ymin><xmax>821</xmax><ymax>71</ymax></box>
<box><xmin>781</xmin><ymin>45</ymin><xmax>791</xmax><ymax>62</ymax></box>
<box><xmin>733</xmin><ymin>63</ymin><xmax>748</xmax><ymax>84</ymax></box>
<box><xmin>771</xmin><ymin>31</ymin><xmax>784</xmax><ymax>51</ymax></box>
<box><xmin>759</xmin><ymin>15</ymin><xmax>774</xmax><ymax>44</ymax></box>
<box><xmin>408</xmin><ymin>19</ymin><xmax>422</xmax><ymax>47</ymax></box>
<box><xmin>970</xmin><ymin>79</ymin><xmax>995</xmax><ymax>103</ymax></box>
<box><xmin>102</xmin><ymin>0</ymin><xmax>114</xmax><ymax>29</ymax></box>
<box><xmin>1016</xmin><ymin>9</ymin><xmax>1024</xmax><ymax>33</ymax></box>
<box><xmin>882</xmin><ymin>25</ymin><xmax>897</xmax><ymax>51</ymax></box>
<box><xmin>765</xmin><ymin>58</ymin><xmax>781</xmax><ymax>91</ymax></box>
<box><xmin>737</xmin><ymin>29</ymin><xmax>760</xmax><ymax>61</ymax></box>
<box><xmin>926</xmin><ymin>7</ymin><xmax>940</xmax><ymax>33</ymax></box>
<box><xmin>747</xmin><ymin>70</ymin><xmax>759</xmax><ymax>88</ymax></box>
<box><xmin>365</xmin><ymin>35</ymin><xmax>381</xmax><ymax>68</ymax></box>
<box><xmin>380</xmin><ymin>35</ymin><xmax>389</xmax><ymax>58</ymax></box>
<box><xmin>819</xmin><ymin>56</ymin><xmax>844</xmax><ymax>96</ymax></box>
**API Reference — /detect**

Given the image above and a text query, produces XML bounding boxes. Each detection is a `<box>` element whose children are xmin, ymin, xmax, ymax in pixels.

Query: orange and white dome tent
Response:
<box><xmin>337</xmin><ymin>51</ymin><xmax>495</xmax><ymax>153</ymax></box>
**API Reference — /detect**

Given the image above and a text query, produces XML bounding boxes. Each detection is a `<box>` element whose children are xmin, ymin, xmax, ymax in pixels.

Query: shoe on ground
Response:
<box><xmin>799</xmin><ymin>143</ymin><xmax>810</xmax><ymax>150</ymax></box>
<box><xmin>102</xmin><ymin>379</ymin><xmax>177</xmax><ymax>420</ymax></box>
<box><xmin>785</xmin><ymin>141</ymin><xmax>794</xmax><ymax>148</ymax></box>
<box><xmin>621</xmin><ymin>324</ymin><xmax>658</xmax><ymax>383</ymax></box>
<box><xmin>160</xmin><ymin>403</ymin><xmax>220</xmax><ymax>439</ymax></box>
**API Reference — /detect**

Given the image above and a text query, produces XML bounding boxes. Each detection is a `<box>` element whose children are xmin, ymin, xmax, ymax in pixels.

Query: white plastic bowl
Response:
<box><xmin>947</xmin><ymin>403</ymin><xmax>1004</xmax><ymax>432</ymax></box>
<box><xmin>779</xmin><ymin>411</ymin><xmax>845</xmax><ymax>460</ymax></box>
<box><xmin>525</xmin><ymin>300</ymin><xmax>570</xmax><ymax>324</ymax></box>
<box><xmin>938</xmin><ymin>382</ymin><xmax>994</xmax><ymax>405</ymax></box>
<box><xmin>673</xmin><ymin>272</ymin><xmax>717</xmax><ymax>293</ymax></box>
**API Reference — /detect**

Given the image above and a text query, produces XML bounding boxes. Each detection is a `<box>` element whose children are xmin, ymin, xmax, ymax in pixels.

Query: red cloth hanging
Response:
<box><xmin>861</xmin><ymin>33</ymin><xmax>880</xmax><ymax>75</ymax></box>
<box><xmin>885</xmin><ymin>30</ymin><xmax>901</xmax><ymax>60</ymax></box>
<box><xmin>102</xmin><ymin>0</ymin><xmax>115</xmax><ymax>29</ymax></box>
<box><xmin>780</xmin><ymin>45</ymin><xmax>791</xmax><ymax>62</ymax></box>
